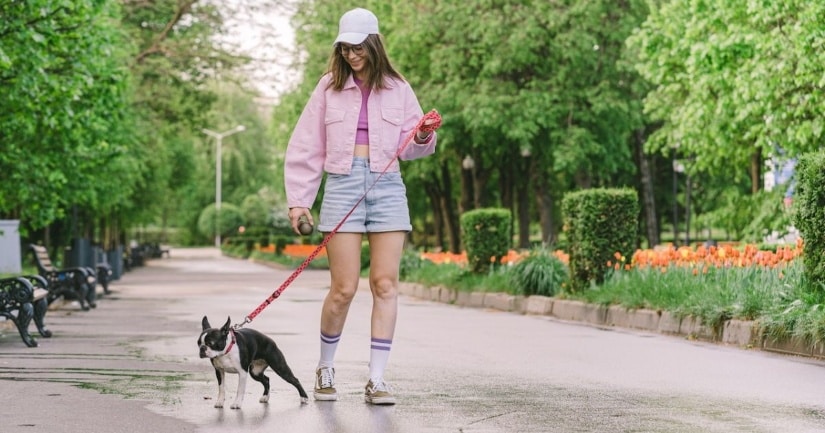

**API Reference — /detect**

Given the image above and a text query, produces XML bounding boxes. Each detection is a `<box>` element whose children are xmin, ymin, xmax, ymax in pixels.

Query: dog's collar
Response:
<box><xmin>222</xmin><ymin>330</ymin><xmax>235</xmax><ymax>355</ymax></box>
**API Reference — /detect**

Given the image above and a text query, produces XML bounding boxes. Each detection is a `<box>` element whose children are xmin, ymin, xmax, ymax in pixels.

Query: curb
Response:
<box><xmin>398</xmin><ymin>283</ymin><xmax>818</xmax><ymax>359</ymax></box>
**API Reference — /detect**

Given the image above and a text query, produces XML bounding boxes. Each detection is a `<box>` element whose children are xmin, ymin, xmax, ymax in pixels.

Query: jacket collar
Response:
<box><xmin>343</xmin><ymin>74</ymin><xmax>398</xmax><ymax>90</ymax></box>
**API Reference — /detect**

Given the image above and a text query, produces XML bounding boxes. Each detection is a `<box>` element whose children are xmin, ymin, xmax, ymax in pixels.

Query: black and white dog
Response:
<box><xmin>198</xmin><ymin>316</ymin><xmax>308</xmax><ymax>409</ymax></box>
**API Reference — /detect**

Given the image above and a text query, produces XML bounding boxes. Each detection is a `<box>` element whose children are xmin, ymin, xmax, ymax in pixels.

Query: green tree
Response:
<box><xmin>0</xmin><ymin>0</ymin><xmax>137</xmax><ymax>235</ymax></box>
<box><xmin>274</xmin><ymin>0</ymin><xmax>651</xmax><ymax>252</ymax></box>
<box><xmin>421</xmin><ymin>0</ymin><xmax>649</xmax><ymax>247</ymax></box>
<box><xmin>628</xmin><ymin>0</ymin><xmax>825</xmax><ymax>185</ymax></box>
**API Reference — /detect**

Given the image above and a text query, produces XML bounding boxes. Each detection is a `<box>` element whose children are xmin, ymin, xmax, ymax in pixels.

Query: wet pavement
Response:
<box><xmin>2</xmin><ymin>247</ymin><xmax>825</xmax><ymax>432</ymax></box>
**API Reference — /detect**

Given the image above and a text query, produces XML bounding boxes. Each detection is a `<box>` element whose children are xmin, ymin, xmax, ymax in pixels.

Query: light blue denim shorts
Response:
<box><xmin>319</xmin><ymin>157</ymin><xmax>412</xmax><ymax>233</ymax></box>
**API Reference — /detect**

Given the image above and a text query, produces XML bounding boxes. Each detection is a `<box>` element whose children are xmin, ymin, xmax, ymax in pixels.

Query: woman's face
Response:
<box><xmin>339</xmin><ymin>43</ymin><xmax>368</xmax><ymax>76</ymax></box>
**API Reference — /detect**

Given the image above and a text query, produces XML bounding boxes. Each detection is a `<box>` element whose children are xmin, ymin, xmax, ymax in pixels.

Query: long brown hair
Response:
<box><xmin>326</xmin><ymin>34</ymin><xmax>403</xmax><ymax>91</ymax></box>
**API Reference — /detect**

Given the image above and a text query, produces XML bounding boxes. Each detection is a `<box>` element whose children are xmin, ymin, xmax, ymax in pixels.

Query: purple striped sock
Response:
<box><xmin>319</xmin><ymin>331</ymin><xmax>341</xmax><ymax>367</ymax></box>
<box><xmin>369</xmin><ymin>337</ymin><xmax>392</xmax><ymax>381</ymax></box>
<box><xmin>371</xmin><ymin>337</ymin><xmax>392</xmax><ymax>351</ymax></box>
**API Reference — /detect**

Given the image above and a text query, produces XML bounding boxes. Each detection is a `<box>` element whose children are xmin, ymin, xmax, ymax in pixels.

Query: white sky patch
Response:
<box><xmin>216</xmin><ymin>0</ymin><xmax>300</xmax><ymax>103</ymax></box>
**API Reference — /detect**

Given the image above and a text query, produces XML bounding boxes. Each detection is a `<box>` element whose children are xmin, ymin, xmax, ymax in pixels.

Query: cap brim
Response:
<box><xmin>333</xmin><ymin>32</ymin><xmax>368</xmax><ymax>46</ymax></box>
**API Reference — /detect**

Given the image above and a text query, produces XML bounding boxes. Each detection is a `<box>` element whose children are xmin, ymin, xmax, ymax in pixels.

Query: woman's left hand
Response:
<box><xmin>416</xmin><ymin>109</ymin><xmax>441</xmax><ymax>142</ymax></box>
<box><xmin>419</xmin><ymin>109</ymin><xmax>442</xmax><ymax>133</ymax></box>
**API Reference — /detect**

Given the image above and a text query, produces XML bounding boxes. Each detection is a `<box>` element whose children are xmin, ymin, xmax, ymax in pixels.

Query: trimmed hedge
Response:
<box><xmin>460</xmin><ymin>208</ymin><xmax>511</xmax><ymax>274</ymax></box>
<box><xmin>793</xmin><ymin>151</ymin><xmax>825</xmax><ymax>292</ymax></box>
<box><xmin>562</xmin><ymin>188</ymin><xmax>639</xmax><ymax>292</ymax></box>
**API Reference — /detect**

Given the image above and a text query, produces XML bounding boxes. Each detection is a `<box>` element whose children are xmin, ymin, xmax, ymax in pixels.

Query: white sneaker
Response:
<box><xmin>314</xmin><ymin>367</ymin><xmax>338</xmax><ymax>401</ymax></box>
<box><xmin>364</xmin><ymin>379</ymin><xmax>396</xmax><ymax>405</ymax></box>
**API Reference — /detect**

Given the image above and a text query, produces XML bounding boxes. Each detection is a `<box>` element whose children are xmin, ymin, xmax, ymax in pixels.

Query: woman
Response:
<box><xmin>284</xmin><ymin>7</ymin><xmax>440</xmax><ymax>405</ymax></box>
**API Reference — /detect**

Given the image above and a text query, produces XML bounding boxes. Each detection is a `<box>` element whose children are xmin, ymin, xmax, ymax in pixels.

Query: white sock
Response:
<box><xmin>318</xmin><ymin>331</ymin><xmax>341</xmax><ymax>369</ymax></box>
<box><xmin>369</xmin><ymin>337</ymin><xmax>392</xmax><ymax>382</ymax></box>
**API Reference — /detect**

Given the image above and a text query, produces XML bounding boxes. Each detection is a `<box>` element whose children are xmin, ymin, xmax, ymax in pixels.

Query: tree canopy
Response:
<box><xmin>2</xmin><ymin>0</ymin><xmax>822</xmax><ymax>252</ymax></box>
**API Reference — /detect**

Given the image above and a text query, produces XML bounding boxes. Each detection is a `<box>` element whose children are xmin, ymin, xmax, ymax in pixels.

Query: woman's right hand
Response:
<box><xmin>288</xmin><ymin>207</ymin><xmax>314</xmax><ymax>235</ymax></box>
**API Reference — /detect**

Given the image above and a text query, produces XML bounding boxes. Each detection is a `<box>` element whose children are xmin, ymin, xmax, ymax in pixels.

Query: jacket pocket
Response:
<box><xmin>380</xmin><ymin>107</ymin><xmax>403</xmax><ymax>155</ymax></box>
<box><xmin>325</xmin><ymin>107</ymin><xmax>347</xmax><ymax>150</ymax></box>
<box><xmin>325</xmin><ymin>107</ymin><xmax>346</xmax><ymax>124</ymax></box>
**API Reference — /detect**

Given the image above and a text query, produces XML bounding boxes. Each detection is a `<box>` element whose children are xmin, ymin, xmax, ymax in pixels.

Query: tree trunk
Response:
<box><xmin>500</xmin><ymin>155</ymin><xmax>516</xmax><ymax>248</ymax></box>
<box><xmin>532</xmin><ymin>160</ymin><xmax>556</xmax><ymax>246</ymax></box>
<box><xmin>516</xmin><ymin>171</ymin><xmax>530</xmax><ymax>249</ymax></box>
<box><xmin>423</xmin><ymin>182</ymin><xmax>444</xmax><ymax>250</ymax></box>
<box><xmin>684</xmin><ymin>173</ymin><xmax>692</xmax><ymax>246</ymax></box>
<box><xmin>460</xmin><ymin>164</ymin><xmax>474</xmax><ymax>214</ymax></box>
<box><xmin>500</xmin><ymin>158</ymin><xmax>513</xmax><ymax>212</ymax></box>
<box><xmin>472</xmin><ymin>157</ymin><xmax>491</xmax><ymax>208</ymax></box>
<box><xmin>440</xmin><ymin>162</ymin><xmax>462</xmax><ymax>253</ymax></box>
<box><xmin>751</xmin><ymin>148</ymin><xmax>762</xmax><ymax>194</ymax></box>
<box><xmin>635</xmin><ymin>128</ymin><xmax>659</xmax><ymax>248</ymax></box>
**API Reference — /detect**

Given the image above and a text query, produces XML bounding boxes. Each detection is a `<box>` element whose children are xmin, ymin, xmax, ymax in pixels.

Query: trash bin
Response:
<box><xmin>0</xmin><ymin>220</ymin><xmax>22</xmax><ymax>273</ymax></box>
<box><xmin>67</xmin><ymin>237</ymin><xmax>93</xmax><ymax>268</ymax></box>
<box><xmin>107</xmin><ymin>246</ymin><xmax>123</xmax><ymax>280</ymax></box>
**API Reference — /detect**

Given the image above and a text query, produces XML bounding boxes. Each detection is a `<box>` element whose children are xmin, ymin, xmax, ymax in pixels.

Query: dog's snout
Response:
<box><xmin>199</xmin><ymin>345</ymin><xmax>208</xmax><ymax>358</ymax></box>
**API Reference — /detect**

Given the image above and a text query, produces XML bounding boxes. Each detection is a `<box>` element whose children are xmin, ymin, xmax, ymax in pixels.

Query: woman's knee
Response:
<box><xmin>327</xmin><ymin>283</ymin><xmax>357</xmax><ymax>306</ymax></box>
<box><xmin>370</xmin><ymin>276</ymin><xmax>398</xmax><ymax>301</ymax></box>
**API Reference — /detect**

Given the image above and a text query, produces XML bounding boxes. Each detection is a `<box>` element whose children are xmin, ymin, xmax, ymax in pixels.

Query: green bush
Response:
<box><xmin>361</xmin><ymin>241</ymin><xmax>371</xmax><ymax>271</ymax></box>
<box><xmin>460</xmin><ymin>208</ymin><xmax>511</xmax><ymax>274</ymax></box>
<box><xmin>198</xmin><ymin>203</ymin><xmax>244</xmax><ymax>241</ymax></box>
<box><xmin>508</xmin><ymin>249</ymin><xmax>569</xmax><ymax>297</ymax></box>
<box><xmin>399</xmin><ymin>248</ymin><xmax>425</xmax><ymax>279</ymax></box>
<box><xmin>793</xmin><ymin>150</ymin><xmax>825</xmax><ymax>292</ymax></box>
<box><xmin>562</xmin><ymin>188</ymin><xmax>639</xmax><ymax>292</ymax></box>
<box><xmin>273</xmin><ymin>235</ymin><xmax>290</xmax><ymax>255</ymax></box>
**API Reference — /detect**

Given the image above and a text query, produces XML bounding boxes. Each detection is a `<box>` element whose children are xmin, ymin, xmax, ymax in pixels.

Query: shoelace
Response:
<box><xmin>318</xmin><ymin>368</ymin><xmax>334</xmax><ymax>388</ymax></box>
<box><xmin>369</xmin><ymin>380</ymin><xmax>391</xmax><ymax>393</ymax></box>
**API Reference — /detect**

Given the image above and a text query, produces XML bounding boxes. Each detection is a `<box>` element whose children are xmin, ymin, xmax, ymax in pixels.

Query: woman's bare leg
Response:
<box><xmin>366</xmin><ymin>231</ymin><xmax>406</xmax><ymax>382</ymax></box>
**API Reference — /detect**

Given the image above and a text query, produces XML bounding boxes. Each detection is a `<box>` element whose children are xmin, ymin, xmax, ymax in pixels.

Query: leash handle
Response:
<box><xmin>237</xmin><ymin>110</ymin><xmax>442</xmax><ymax>328</ymax></box>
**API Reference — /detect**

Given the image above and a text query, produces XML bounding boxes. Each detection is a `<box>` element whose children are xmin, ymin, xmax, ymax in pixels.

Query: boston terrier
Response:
<box><xmin>198</xmin><ymin>316</ymin><xmax>308</xmax><ymax>409</ymax></box>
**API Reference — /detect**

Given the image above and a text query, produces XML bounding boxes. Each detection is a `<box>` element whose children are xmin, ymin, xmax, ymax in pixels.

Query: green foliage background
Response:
<box><xmin>1</xmin><ymin>0</ymin><xmax>821</xmax><ymax>260</ymax></box>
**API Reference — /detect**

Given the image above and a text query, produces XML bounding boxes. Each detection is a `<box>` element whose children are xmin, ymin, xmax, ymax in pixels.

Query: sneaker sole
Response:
<box><xmin>365</xmin><ymin>396</ymin><xmax>396</xmax><ymax>405</ymax></box>
<box><xmin>314</xmin><ymin>392</ymin><xmax>338</xmax><ymax>401</ymax></box>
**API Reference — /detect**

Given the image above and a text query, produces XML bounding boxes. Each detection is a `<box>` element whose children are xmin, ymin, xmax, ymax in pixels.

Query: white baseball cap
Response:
<box><xmin>333</xmin><ymin>8</ymin><xmax>379</xmax><ymax>46</ymax></box>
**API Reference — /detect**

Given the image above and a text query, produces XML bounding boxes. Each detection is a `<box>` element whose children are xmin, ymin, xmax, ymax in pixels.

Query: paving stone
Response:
<box><xmin>524</xmin><ymin>296</ymin><xmax>554</xmax><ymax>315</ymax></box>
<box><xmin>553</xmin><ymin>300</ymin><xmax>607</xmax><ymax>325</ymax></box>
<box><xmin>455</xmin><ymin>291</ymin><xmax>473</xmax><ymax>307</ymax></box>
<box><xmin>469</xmin><ymin>292</ymin><xmax>486</xmax><ymax>308</ymax></box>
<box><xmin>722</xmin><ymin>319</ymin><xmax>757</xmax><ymax>347</ymax></box>
<box><xmin>439</xmin><ymin>287</ymin><xmax>457</xmax><ymax>304</ymax></box>
<box><xmin>763</xmin><ymin>335</ymin><xmax>812</xmax><ymax>357</ymax></box>
<box><xmin>680</xmin><ymin>316</ymin><xmax>719</xmax><ymax>341</ymax></box>
<box><xmin>657</xmin><ymin>311</ymin><xmax>682</xmax><ymax>334</ymax></box>
<box><xmin>606</xmin><ymin>306</ymin><xmax>660</xmax><ymax>332</ymax></box>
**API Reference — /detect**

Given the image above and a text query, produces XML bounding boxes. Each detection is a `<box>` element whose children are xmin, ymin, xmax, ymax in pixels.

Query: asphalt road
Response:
<box><xmin>2</xmin><ymin>247</ymin><xmax>825</xmax><ymax>433</ymax></box>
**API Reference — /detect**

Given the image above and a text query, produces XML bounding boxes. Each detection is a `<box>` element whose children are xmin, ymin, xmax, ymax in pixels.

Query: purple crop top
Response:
<box><xmin>354</xmin><ymin>78</ymin><xmax>370</xmax><ymax>144</ymax></box>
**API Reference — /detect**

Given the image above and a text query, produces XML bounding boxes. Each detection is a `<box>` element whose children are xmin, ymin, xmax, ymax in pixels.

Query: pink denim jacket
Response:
<box><xmin>284</xmin><ymin>73</ymin><xmax>437</xmax><ymax>209</ymax></box>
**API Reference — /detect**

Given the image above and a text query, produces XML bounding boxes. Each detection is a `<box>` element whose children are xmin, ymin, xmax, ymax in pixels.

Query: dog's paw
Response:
<box><xmin>214</xmin><ymin>402</ymin><xmax>224</xmax><ymax>409</ymax></box>
<box><xmin>300</xmin><ymin>397</ymin><xmax>309</xmax><ymax>405</ymax></box>
<box><xmin>259</xmin><ymin>395</ymin><xmax>269</xmax><ymax>403</ymax></box>
<box><xmin>230</xmin><ymin>403</ymin><xmax>242</xmax><ymax>410</ymax></box>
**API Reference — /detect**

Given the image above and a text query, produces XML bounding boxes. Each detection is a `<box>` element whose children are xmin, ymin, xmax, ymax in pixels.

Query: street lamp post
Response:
<box><xmin>202</xmin><ymin>125</ymin><xmax>246</xmax><ymax>248</ymax></box>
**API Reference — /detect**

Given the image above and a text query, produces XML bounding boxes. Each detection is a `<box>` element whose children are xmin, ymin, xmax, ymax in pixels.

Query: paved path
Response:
<box><xmin>2</xmin><ymin>247</ymin><xmax>825</xmax><ymax>433</ymax></box>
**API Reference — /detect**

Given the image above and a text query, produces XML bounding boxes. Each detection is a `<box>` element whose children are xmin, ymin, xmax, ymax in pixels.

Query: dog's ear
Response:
<box><xmin>222</xmin><ymin>317</ymin><xmax>232</xmax><ymax>333</ymax></box>
<box><xmin>202</xmin><ymin>316</ymin><xmax>211</xmax><ymax>330</ymax></box>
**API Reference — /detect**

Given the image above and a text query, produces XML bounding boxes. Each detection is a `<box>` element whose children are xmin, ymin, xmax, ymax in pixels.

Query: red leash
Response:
<box><xmin>234</xmin><ymin>109</ymin><xmax>442</xmax><ymax>329</ymax></box>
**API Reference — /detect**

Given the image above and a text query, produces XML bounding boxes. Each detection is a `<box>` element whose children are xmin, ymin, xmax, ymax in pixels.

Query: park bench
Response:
<box><xmin>0</xmin><ymin>276</ymin><xmax>52</xmax><ymax>347</ymax></box>
<box><xmin>30</xmin><ymin>244</ymin><xmax>97</xmax><ymax>310</ymax></box>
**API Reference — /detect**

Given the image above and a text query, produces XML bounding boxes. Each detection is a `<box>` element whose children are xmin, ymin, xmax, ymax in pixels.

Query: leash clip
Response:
<box><xmin>233</xmin><ymin>316</ymin><xmax>251</xmax><ymax>330</ymax></box>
